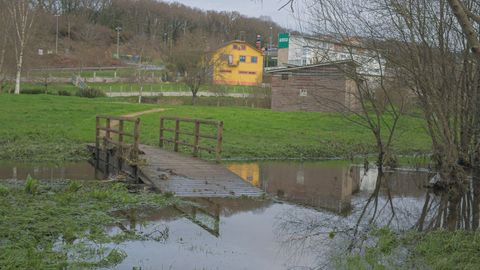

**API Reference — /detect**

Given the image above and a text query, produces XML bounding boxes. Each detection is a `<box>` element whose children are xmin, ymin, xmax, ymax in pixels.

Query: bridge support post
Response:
<box><xmin>174</xmin><ymin>119</ymin><xmax>180</xmax><ymax>152</ymax></box>
<box><xmin>216</xmin><ymin>121</ymin><xmax>224</xmax><ymax>162</ymax></box>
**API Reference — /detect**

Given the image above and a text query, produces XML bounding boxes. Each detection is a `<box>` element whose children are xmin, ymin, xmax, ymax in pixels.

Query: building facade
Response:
<box><xmin>277</xmin><ymin>34</ymin><xmax>385</xmax><ymax>76</ymax></box>
<box><xmin>268</xmin><ymin>62</ymin><xmax>360</xmax><ymax>112</ymax></box>
<box><xmin>212</xmin><ymin>40</ymin><xmax>264</xmax><ymax>86</ymax></box>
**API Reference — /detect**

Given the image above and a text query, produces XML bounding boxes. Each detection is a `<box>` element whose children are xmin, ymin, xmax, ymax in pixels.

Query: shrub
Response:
<box><xmin>25</xmin><ymin>175</ymin><xmax>40</xmax><ymax>195</ymax></box>
<box><xmin>0</xmin><ymin>184</ymin><xmax>8</xmax><ymax>196</ymax></box>
<box><xmin>22</xmin><ymin>89</ymin><xmax>45</xmax><ymax>95</ymax></box>
<box><xmin>67</xmin><ymin>181</ymin><xmax>82</xmax><ymax>192</ymax></box>
<box><xmin>75</xmin><ymin>88</ymin><xmax>105</xmax><ymax>98</ymax></box>
<box><xmin>58</xmin><ymin>90</ymin><xmax>71</xmax><ymax>96</ymax></box>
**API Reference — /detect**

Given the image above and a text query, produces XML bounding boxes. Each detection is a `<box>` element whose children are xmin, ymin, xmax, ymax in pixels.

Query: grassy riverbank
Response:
<box><xmin>0</xmin><ymin>94</ymin><xmax>431</xmax><ymax>162</ymax></box>
<box><xmin>0</xmin><ymin>179</ymin><xmax>180</xmax><ymax>269</ymax></box>
<box><xmin>338</xmin><ymin>227</ymin><xmax>480</xmax><ymax>269</ymax></box>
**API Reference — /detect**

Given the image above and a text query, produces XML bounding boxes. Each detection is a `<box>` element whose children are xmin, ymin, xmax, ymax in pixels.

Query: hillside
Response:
<box><xmin>1</xmin><ymin>0</ymin><xmax>285</xmax><ymax>71</ymax></box>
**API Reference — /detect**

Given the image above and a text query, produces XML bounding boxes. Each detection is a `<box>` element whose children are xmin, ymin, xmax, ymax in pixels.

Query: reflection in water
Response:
<box><xmin>4</xmin><ymin>160</ymin><xmax>476</xmax><ymax>268</ymax></box>
<box><xmin>416</xmin><ymin>177</ymin><xmax>480</xmax><ymax>231</ymax></box>
<box><xmin>107</xmin><ymin>161</ymin><xmax>444</xmax><ymax>269</ymax></box>
<box><xmin>109</xmin><ymin>198</ymin><xmax>326</xmax><ymax>270</ymax></box>
<box><xmin>0</xmin><ymin>162</ymin><xmax>96</xmax><ymax>180</ymax></box>
<box><xmin>228</xmin><ymin>162</ymin><xmax>429</xmax><ymax>214</ymax></box>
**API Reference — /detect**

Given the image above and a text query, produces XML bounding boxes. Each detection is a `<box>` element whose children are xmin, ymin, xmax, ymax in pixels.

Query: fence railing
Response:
<box><xmin>159</xmin><ymin>116</ymin><xmax>223</xmax><ymax>161</ymax></box>
<box><xmin>95</xmin><ymin>115</ymin><xmax>140</xmax><ymax>175</ymax></box>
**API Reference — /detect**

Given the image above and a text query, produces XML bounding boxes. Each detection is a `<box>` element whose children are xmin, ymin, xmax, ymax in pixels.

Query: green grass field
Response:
<box><xmin>0</xmin><ymin>94</ymin><xmax>431</xmax><ymax>162</ymax></box>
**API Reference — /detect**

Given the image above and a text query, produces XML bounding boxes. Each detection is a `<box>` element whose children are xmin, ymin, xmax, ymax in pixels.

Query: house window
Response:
<box><xmin>228</xmin><ymin>54</ymin><xmax>234</xmax><ymax>65</ymax></box>
<box><xmin>281</xmin><ymin>74</ymin><xmax>289</xmax><ymax>80</ymax></box>
<box><xmin>251</xmin><ymin>56</ymin><xmax>258</xmax><ymax>63</ymax></box>
<box><xmin>233</xmin><ymin>44</ymin><xmax>238</xmax><ymax>49</ymax></box>
<box><xmin>299</xmin><ymin>89</ymin><xmax>308</xmax><ymax>97</ymax></box>
<box><xmin>240</xmin><ymin>55</ymin><xmax>246</xmax><ymax>62</ymax></box>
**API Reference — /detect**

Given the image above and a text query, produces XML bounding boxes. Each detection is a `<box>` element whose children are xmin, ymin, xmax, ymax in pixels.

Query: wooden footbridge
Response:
<box><xmin>89</xmin><ymin>114</ymin><xmax>262</xmax><ymax>198</ymax></box>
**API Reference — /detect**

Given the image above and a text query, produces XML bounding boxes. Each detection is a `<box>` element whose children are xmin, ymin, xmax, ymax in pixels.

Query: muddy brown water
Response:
<box><xmin>0</xmin><ymin>160</ymin><xmax>436</xmax><ymax>269</ymax></box>
<box><xmin>110</xmin><ymin>161</ymin><xmax>433</xmax><ymax>270</ymax></box>
<box><xmin>0</xmin><ymin>161</ymin><xmax>96</xmax><ymax>180</ymax></box>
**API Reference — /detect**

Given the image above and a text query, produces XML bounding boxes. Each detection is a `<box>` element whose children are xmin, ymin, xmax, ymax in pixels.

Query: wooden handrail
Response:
<box><xmin>95</xmin><ymin>115</ymin><xmax>141</xmax><ymax>177</ymax></box>
<box><xmin>159</xmin><ymin>116</ymin><xmax>220</xmax><ymax>125</ymax></box>
<box><xmin>159</xmin><ymin>116</ymin><xmax>223</xmax><ymax>162</ymax></box>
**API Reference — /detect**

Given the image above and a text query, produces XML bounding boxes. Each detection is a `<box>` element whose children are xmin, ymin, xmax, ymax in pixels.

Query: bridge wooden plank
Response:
<box><xmin>137</xmin><ymin>145</ymin><xmax>263</xmax><ymax>198</ymax></box>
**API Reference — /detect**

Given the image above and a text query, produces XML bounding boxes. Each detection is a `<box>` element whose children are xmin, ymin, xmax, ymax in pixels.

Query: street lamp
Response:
<box><xmin>269</xmin><ymin>26</ymin><xmax>273</xmax><ymax>49</ymax></box>
<box><xmin>54</xmin><ymin>14</ymin><xmax>60</xmax><ymax>54</ymax></box>
<box><xmin>115</xmin><ymin>26</ymin><xmax>122</xmax><ymax>59</ymax></box>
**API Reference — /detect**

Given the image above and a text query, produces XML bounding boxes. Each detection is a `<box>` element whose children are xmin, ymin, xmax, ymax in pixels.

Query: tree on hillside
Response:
<box><xmin>7</xmin><ymin>0</ymin><xmax>36</xmax><ymax>94</ymax></box>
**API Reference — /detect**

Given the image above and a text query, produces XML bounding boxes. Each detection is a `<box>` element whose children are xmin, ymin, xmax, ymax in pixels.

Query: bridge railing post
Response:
<box><xmin>159</xmin><ymin>117</ymin><xmax>165</xmax><ymax>148</ymax></box>
<box><xmin>216</xmin><ymin>121</ymin><xmax>223</xmax><ymax>163</ymax></box>
<box><xmin>174</xmin><ymin>119</ymin><xmax>180</xmax><ymax>152</ymax></box>
<box><xmin>133</xmin><ymin>118</ymin><xmax>140</xmax><ymax>161</ymax></box>
<box><xmin>118</xmin><ymin>120</ymin><xmax>124</xmax><ymax>171</ymax></box>
<box><xmin>95</xmin><ymin>116</ymin><xmax>100</xmax><ymax>169</ymax></box>
<box><xmin>193</xmin><ymin>120</ymin><xmax>200</xmax><ymax>157</ymax></box>
<box><xmin>103</xmin><ymin>136</ymin><xmax>109</xmax><ymax>178</ymax></box>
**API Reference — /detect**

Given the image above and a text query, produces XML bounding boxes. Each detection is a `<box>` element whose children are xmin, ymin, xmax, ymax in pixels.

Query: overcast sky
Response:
<box><xmin>167</xmin><ymin>0</ymin><xmax>301</xmax><ymax>29</ymax></box>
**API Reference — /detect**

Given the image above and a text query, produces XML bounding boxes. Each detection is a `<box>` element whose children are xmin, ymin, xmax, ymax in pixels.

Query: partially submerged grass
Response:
<box><xmin>0</xmin><ymin>179</ymin><xmax>180</xmax><ymax>269</ymax></box>
<box><xmin>336</xmin><ymin>227</ymin><xmax>480</xmax><ymax>270</ymax></box>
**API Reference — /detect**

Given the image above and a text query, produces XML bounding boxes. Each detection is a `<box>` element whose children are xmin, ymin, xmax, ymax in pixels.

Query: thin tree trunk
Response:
<box><xmin>138</xmin><ymin>85</ymin><xmax>143</xmax><ymax>104</ymax></box>
<box><xmin>0</xmin><ymin>33</ymin><xmax>7</xmax><ymax>75</ymax></box>
<box><xmin>14</xmin><ymin>47</ymin><xmax>24</xmax><ymax>95</ymax></box>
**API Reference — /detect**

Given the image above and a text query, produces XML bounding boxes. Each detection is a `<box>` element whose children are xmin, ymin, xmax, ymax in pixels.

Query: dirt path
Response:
<box><xmin>102</xmin><ymin>108</ymin><xmax>166</xmax><ymax>134</ymax></box>
<box><xmin>121</xmin><ymin>108</ymin><xmax>166</xmax><ymax>118</ymax></box>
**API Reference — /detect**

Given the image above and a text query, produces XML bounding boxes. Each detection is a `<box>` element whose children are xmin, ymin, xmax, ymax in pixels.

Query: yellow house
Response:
<box><xmin>212</xmin><ymin>40</ymin><xmax>264</xmax><ymax>86</ymax></box>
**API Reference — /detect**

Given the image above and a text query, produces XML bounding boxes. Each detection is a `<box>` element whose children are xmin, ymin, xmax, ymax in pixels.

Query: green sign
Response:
<box><xmin>278</xmin><ymin>33</ymin><xmax>289</xmax><ymax>48</ymax></box>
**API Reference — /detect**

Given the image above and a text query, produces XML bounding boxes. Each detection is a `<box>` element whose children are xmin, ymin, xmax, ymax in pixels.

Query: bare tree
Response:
<box><xmin>166</xmin><ymin>32</ymin><xmax>220</xmax><ymax>104</ymax></box>
<box><xmin>446</xmin><ymin>0</ymin><xmax>480</xmax><ymax>191</ymax></box>
<box><xmin>8</xmin><ymin>0</ymin><xmax>36</xmax><ymax>94</ymax></box>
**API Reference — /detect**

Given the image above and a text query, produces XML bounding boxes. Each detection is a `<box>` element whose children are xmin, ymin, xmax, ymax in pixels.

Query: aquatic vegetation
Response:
<box><xmin>0</xmin><ymin>180</ymin><xmax>180</xmax><ymax>269</ymax></box>
<box><xmin>335</xmin><ymin>227</ymin><xmax>480</xmax><ymax>270</ymax></box>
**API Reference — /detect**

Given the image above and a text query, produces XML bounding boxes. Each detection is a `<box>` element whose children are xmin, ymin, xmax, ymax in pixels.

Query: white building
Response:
<box><xmin>277</xmin><ymin>34</ymin><xmax>386</xmax><ymax>76</ymax></box>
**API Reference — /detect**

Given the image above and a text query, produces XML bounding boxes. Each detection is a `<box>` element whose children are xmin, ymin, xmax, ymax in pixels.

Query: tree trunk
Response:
<box><xmin>14</xmin><ymin>47</ymin><xmax>24</xmax><ymax>95</ymax></box>
<box><xmin>0</xmin><ymin>33</ymin><xmax>7</xmax><ymax>76</ymax></box>
<box><xmin>191</xmin><ymin>90</ymin><xmax>197</xmax><ymax>105</ymax></box>
<box><xmin>138</xmin><ymin>85</ymin><xmax>143</xmax><ymax>104</ymax></box>
<box><xmin>472</xmin><ymin>167</ymin><xmax>480</xmax><ymax>229</ymax></box>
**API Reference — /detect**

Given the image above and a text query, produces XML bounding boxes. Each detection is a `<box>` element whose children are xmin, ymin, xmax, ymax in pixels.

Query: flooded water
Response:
<box><xmin>105</xmin><ymin>161</ymin><xmax>434</xmax><ymax>270</ymax></box>
<box><xmin>0</xmin><ymin>160</ymin><xmax>447</xmax><ymax>269</ymax></box>
<box><xmin>0</xmin><ymin>161</ymin><xmax>96</xmax><ymax>180</ymax></box>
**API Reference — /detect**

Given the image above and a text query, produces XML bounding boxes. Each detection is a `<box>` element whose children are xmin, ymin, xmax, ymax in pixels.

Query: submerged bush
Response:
<box><xmin>24</xmin><ymin>175</ymin><xmax>39</xmax><ymax>194</ymax></box>
<box><xmin>0</xmin><ymin>184</ymin><xmax>8</xmax><ymax>195</ymax></box>
<box><xmin>67</xmin><ymin>181</ymin><xmax>82</xmax><ymax>192</ymax></box>
<box><xmin>75</xmin><ymin>88</ymin><xmax>105</xmax><ymax>98</ymax></box>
